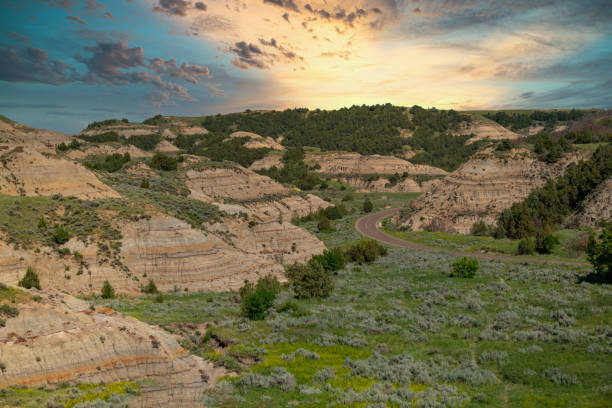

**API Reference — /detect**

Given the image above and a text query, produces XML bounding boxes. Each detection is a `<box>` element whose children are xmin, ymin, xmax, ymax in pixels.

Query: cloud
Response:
<box><xmin>147</xmin><ymin>91</ymin><xmax>172</xmax><ymax>107</ymax></box>
<box><xmin>263</xmin><ymin>0</ymin><xmax>299</xmax><ymax>12</ymax></box>
<box><xmin>148</xmin><ymin>58</ymin><xmax>211</xmax><ymax>83</ymax></box>
<box><xmin>194</xmin><ymin>2</ymin><xmax>207</xmax><ymax>11</ymax></box>
<box><xmin>153</xmin><ymin>0</ymin><xmax>191</xmax><ymax>16</ymax></box>
<box><xmin>6</xmin><ymin>31</ymin><xmax>30</xmax><ymax>44</ymax></box>
<box><xmin>230</xmin><ymin>41</ymin><xmax>267</xmax><ymax>69</ymax></box>
<box><xmin>520</xmin><ymin>92</ymin><xmax>534</xmax><ymax>99</ymax></box>
<box><xmin>66</xmin><ymin>15</ymin><xmax>86</xmax><ymax>25</ymax></box>
<box><xmin>0</xmin><ymin>45</ymin><xmax>76</xmax><ymax>85</ymax></box>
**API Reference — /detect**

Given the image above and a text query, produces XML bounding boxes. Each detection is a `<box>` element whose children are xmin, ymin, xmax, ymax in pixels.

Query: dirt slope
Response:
<box><xmin>229</xmin><ymin>131</ymin><xmax>285</xmax><ymax>150</ymax></box>
<box><xmin>455</xmin><ymin>116</ymin><xmax>522</xmax><ymax>144</ymax></box>
<box><xmin>569</xmin><ymin>177</ymin><xmax>612</xmax><ymax>227</ymax></box>
<box><xmin>0</xmin><ymin>288</ymin><xmax>223</xmax><ymax>407</ymax></box>
<box><xmin>0</xmin><ymin>147</ymin><xmax>119</xmax><ymax>199</ymax></box>
<box><xmin>397</xmin><ymin>148</ymin><xmax>583</xmax><ymax>233</ymax></box>
<box><xmin>306</xmin><ymin>152</ymin><xmax>446</xmax><ymax>176</ymax></box>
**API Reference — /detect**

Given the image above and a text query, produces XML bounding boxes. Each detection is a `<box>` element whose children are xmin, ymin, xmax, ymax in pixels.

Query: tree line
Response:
<box><xmin>496</xmin><ymin>144</ymin><xmax>612</xmax><ymax>239</ymax></box>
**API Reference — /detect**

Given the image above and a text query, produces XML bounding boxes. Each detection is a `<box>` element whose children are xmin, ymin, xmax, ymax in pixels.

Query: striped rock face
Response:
<box><xmin>0</xmin><ymin>289</ymin><xmax>225</xmax><ymax>407</ymax></box>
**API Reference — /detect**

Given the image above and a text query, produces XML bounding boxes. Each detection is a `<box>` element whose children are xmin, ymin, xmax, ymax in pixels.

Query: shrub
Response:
<box><xmin>470</xmin><ymin>221</ymin><xmax>491</xmax><ymax>236</ymax></box>
<box><xmin>56</xmin><ymin>142</ymin><xmax>69</xmax><ymax>151</ymax></box>
<box><xmin>85</xmin><ymin>153</ymin><xmax>131</xmax><ymax>173</ymax></box>
<box><xmin>584</xmin><ymin>229</ymin><xmax>612</xmax><ymax>283</ymax></box>
<box><xmin>363</xmin><ymin>198</ymin><xmax>374</xmax><ymax>213</ymax></box>
<box><xmin>128</xmin><ymin>134</ymin><xmax>161</xmax><ymax>151</ymax></box>
<box><xmin>150</xmin><ymin>152</ymin><xmax>178</xmax><ymax>171</ymax></box>
<box><xmin>101</xmin><ymin>280</ymin><xmax>115</xmax><ymax>299</ymax></box>
<box><xmin>517</xmin><ymin>237</ymin><xmax>535</xmax><ymax>255</ymax></box>
<box><xmin>452</xmin><ymin>257</ymin><xmax>479</xmax><ymax>278</ymax></box>
<box><xmin>241</xmin><ymin>289</ymin><xmax>276</xmax><ymax>320</ymax></box>
<box><xmin>285</xmin><ymin>260</ymin><xmax>334</xmax><ymax>299</ymax></box>
<box><xmin>78</xmin><ymin>131</ymin><xmax>121</xmax><ymax>143</ymax></box>
<box><xmin>239</xmin><ymin>275</ymin><xmax>281</xmax><ymax>320</ymax></box>
<box><xmin>345</xmin><ymin>239</ymin><xmax>387</xmax><ymax>264</ymax></box>
<box><xmin>140</xmin><ymin>178</ymin><xmax>150</xmax><ymax>189</ymax></box>
<box><xmin>496</xmin><ymin>139</ymin><xmax>513</xmax><ymax>151</ymax></box>
<box><xmin>237</xmin><ymin>367</ymin><xmax>296</xmax><ymax>391</ymax></box>
<box><xmin>18</xmin><ymin>267</ymin><xmax>41</xmax><ymax>290</ymax></box>
<box><xmin>0</xmin><ymin>304</ymin><xmax>19</xmax><ymax>318</ymax></box>
<box><xmin>311</xmin><ymin>248</ymin><xmax>346</xmax><ymax>272</ymax></box>
<box><xmin>142</xmin><ymin>280</ymin><xmax>159</xmax><ymax>294</ymax></box>
<box><xmin>317</xmin><ymin>215</ymin><xmax>334</xmax><ymax>232</ymax></box>
<box><xmin>51</xmin><ymin>224</ymin><xmax>71</xmax><ymax>244</ymax></box>
<box><xmin>535</xmin><ymin>233</ymin><xmax>559</xmax><ymax>254</ymax></box>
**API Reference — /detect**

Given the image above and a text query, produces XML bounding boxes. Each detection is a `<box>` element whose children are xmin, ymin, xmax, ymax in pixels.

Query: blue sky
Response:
<box><xmin>1</xmin><ymin>0</ymin><xmax>611</xmax><ymax>133</ymax></box>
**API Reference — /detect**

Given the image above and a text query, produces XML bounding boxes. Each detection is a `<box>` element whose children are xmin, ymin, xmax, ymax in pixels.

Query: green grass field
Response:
<box><xmin>87</xmin><ymin>189</ymin><xmax>611</xmax><ymax>407</ymax></box>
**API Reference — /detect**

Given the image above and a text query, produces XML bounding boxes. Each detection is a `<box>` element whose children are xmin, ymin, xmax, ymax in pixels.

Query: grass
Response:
<box><xmin>85</xmin><ymin>189</ymin><xmax>611</xmax><ymax>407</ymax></box>
<box><xmin>0</xmin><ymin>381</ymin><xmax>139</xmax><ymax>407</ymax></box>
<box><xmin>381</xmin><ymin>225</ymin><xmax>589</xmax><ymax>262</ymax></box>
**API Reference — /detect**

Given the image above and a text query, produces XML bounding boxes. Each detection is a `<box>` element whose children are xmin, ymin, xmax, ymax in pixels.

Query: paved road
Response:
<box><xmin>355</xmin><ymin>208</ymin><xmax>589</xmax><ymax>266</ymax></box>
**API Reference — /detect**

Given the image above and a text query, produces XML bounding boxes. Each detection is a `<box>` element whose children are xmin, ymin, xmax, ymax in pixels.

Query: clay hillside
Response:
<box><xmin>397</xmin><ymin>109</ymin><xmax>612</xmax><ymax>234</ymax></box>
<box><xmin>0</xmin><ymin>285</ymin><xmax>224</xmax><ymax>407</ymax></box>
<box><xmin>0</xmin><ymin>115</ymin><xmax>331</xmax><ymax>297</ymax></box>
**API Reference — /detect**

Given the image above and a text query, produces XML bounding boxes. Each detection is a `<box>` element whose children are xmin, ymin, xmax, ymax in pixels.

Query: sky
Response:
<box><xmin>0</xmin><ymin>0</ymin><xmax>611</xmax><ymax>133</ymax></box>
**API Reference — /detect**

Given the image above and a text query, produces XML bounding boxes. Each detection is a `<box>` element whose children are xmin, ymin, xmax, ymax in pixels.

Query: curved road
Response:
<box><xmin>355</xmin><ymin>208</ymin><xmax>588</xmax><ymax>266</ymax></box>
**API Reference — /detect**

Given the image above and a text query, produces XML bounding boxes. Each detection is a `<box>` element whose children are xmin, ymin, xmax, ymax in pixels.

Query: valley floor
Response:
<box><xmin>81</xmin><ymin>191</ymin><xmax>611</xmax><ymax>407</ymax></box>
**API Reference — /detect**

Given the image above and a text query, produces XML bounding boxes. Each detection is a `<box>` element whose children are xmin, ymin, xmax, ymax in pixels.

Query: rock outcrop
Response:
<box><xmin>185</xmin><ymin>166</ymin><xmax>287</xmax><ymax>202</ymax></box>
<box><xmin>396</xmin><ymin>148</ymin><xmax>582</xmax><ymax>233</ymax></box>
<box><xmin>229</xmin><ymin>131</ymin><xmax>284</xmax><ymax>150</ymax></box>
<box><xmin>305</xmin><ymin>152</ymin><xmax>446</xmax><ymax>176</ymax></box>
<box><xmin>0</xmin><ymin>214</ymin><xmax>287</xmax><ymax>295</ymax></box>
<box><xmin>454</xmin><ymin>116</ymin><xmax>522</xmax><ymax>144</ymax></box>
<box><xmin>0</xmin><ymin>115</ymin><xmax>71</xmax><ymax>153</ymax></box>
<box><xmin>210</xmin><ymin>218</ymin><xmax>325</xmax><ymax>265</ymax></box>
<box><xmin>0</xmin><ymin>147</ymin><xmax>119</xmax><ymax>199</ymax></box>
<box><xmin>119</xmin><ymin>215</ymin><xmax>284</xmax><ymax>291</ymax></box>
<box><xmin>337</xmin><ymin>176</ymin><xmax>423</xmax><ymax>193</ymax></box>
<box><xmin>569</xmin><ymin>177</ymin><xmax>612</xmax><ymax>227</ymax></box>
<box><xmin>249</xmin><ymin>153</ymin><xmax>283</xmax><ymax>171</ymax></box>
<box><xmin>0</xmin><ymin>289</ymin><xmax>224</xmax><ymax>407</ymax></box>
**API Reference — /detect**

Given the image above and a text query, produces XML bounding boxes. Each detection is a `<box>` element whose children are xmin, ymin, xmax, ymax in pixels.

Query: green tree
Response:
<box><xmin>585</xmin><ymin>229</ymin><xmax>612</xmax><ymax>283</ymax></box>
<box><xmin>150</xmin><ymin>153</ymin><xmax>178</xmax><ymax>171</ymax></box>
<box><xmin>101</xmin><ymin>280</ymin><xmax>115</xmax><ymax>299</ymax></box>
<box><xmin>517</xmin><ymin>238</ymin><xmax>535</xmax><ymax>255</ymax></box>
<box><xmin>317</xmin><ymin>215</ymin><xmax>333</xmax><ymax>232</ymax></box>
<box><xmin>285</xmin><ymin>260</ymin><xmax>334</xmax><ymax>299</ymax></box>
<box><xmin>311</xmin><ymin>248</ymin><xmax>345</xmax><ymax>272</ymax></box>
<box><xmin>345</xmin><ymin>239</ymin><xmax>387</xmax><ymax>264</ymax></box>
<box><xmin>51</xmin><ymin>224</ymin><xmax>71</xmax><ymax>245</ymax></box>
<box><xmin>363</xmin><ymin>198</ymin><xmax>374</xmax><ymax>213</ymax></box>
<box><xmin>535</xmin><ymin>233</ymin><xmax>559</xmax><ymax>254</ymax></box>
<box><xmin>142</xmin><ymin>280</ymin><xmax>159</xmax><ymax>294</ymax></box>
<box><xmin>239</xmin><ymin>275</ymin><xmax>281</xmax><ymax>320</ymax></box>
<box><xmin>18</xmin><ymin>267</ymin><xmax>41</xmax><ymax>290</ymax></box>
<box><xmin>241</xmin><ymin>289</ymin><xmax>276</xmax><ymax>320</ymax></box>
<box><xmin>452</xmin><ymin>257</ymin><xmax>479</xmax><ymax>278</ymax></box>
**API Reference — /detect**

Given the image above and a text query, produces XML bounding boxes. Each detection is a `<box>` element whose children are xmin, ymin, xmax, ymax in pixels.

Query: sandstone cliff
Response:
<box><xmin>0</xmin><ymin>214</ymin><xmax>286</xmax><ymax>295</ymax></box>
<box><xmin>305</xmin><ymin>152</ymin><xmax>446</xmax><ymax>176</ymax></box>
<box><xmin>185</xmin><ymin>166</ymin><xmax>287</xmax><ymax>202</ymax></box>
<box><xmin>0</xmin><ymin>147</ymin><xmax>119</xmax><ymax>199</ymax></box>
<box><xmin>0</xmin><ymin>288</ymin><xmax>223</xmax><ymax>407</ymax></box>
<box><xmin>228</xmin><ymin>131</ymin><xmax>284</xmax><ymax>150</ymax></box>
<box><xmin>454</xmin><ymin>116</ymin><xmax>522</xmax><ymax>144</ymax></box>
<box><xmin>337</xmin><ymin>176</ymin><xmax>422</xmax><ymax>193</ymax></box>
<box><xmin>397</xmin><ymin>148</ymin><xmax>582</xmax><ymax>233</ymax></box>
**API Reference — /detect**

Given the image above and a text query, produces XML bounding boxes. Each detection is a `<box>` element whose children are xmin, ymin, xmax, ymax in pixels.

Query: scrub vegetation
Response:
<box><xmin>89</xmin><ymin>191</ymin><xmax>612</xmax><ymax>407</ymax></box>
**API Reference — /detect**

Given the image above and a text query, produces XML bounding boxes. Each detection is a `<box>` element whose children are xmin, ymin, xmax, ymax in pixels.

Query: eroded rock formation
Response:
<box><xmin>0</xmin><ymin>289</ymin><xmax>224</xmax><ymax>407</ymax></box>
<box><xmin>396</xmin><ymin>148</ymin><xmax>583</xmax><ymax>233</ymax></box>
